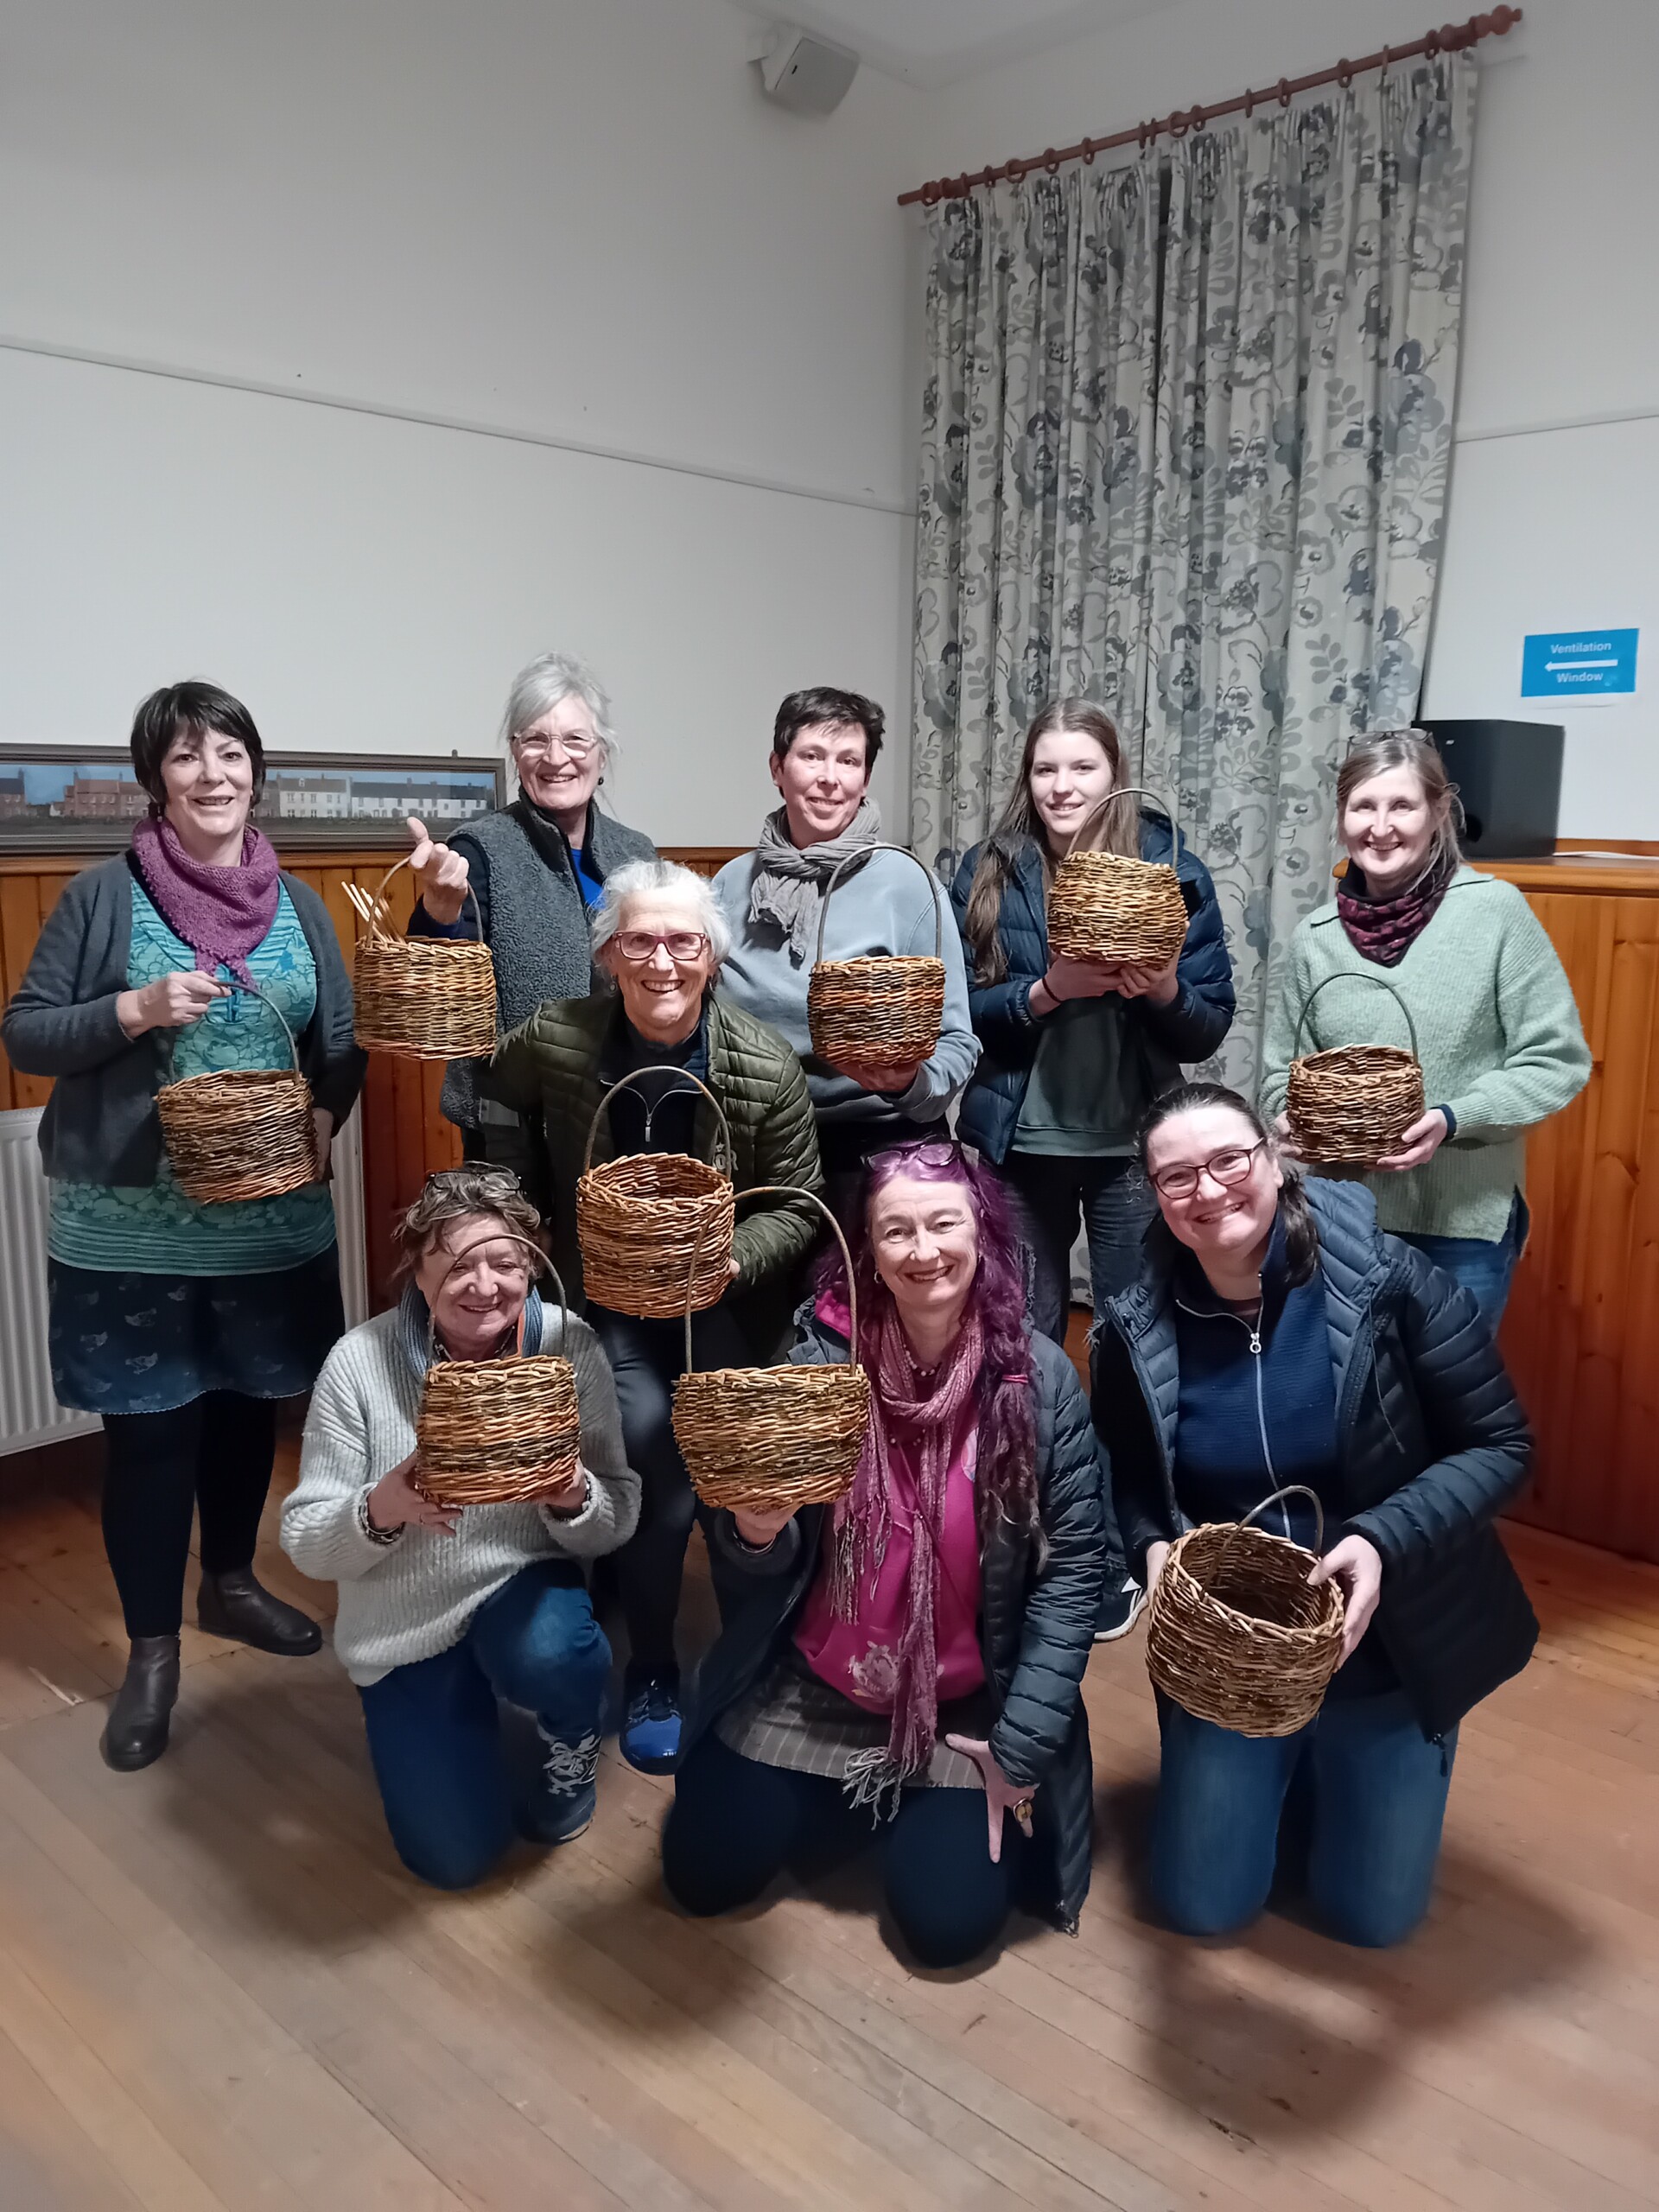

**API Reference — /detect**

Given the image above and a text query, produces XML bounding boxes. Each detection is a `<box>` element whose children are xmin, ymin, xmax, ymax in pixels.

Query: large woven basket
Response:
<box><xmin>415</xmin><ymin>1234</ymin><xmax>582</xmax><ymax>1507</ymax></box>
<box><xmin>807</xmin><ymin>843</ymin><xmax>947</xmax><ymax>1074</ymax></box>
<box><xmin>1286</xmin><ymin>972</ymin><xmax>1426</xmax><ymax>1166</ymax></box>
<box><xmin>1146</xmin><ymin>1486</ymin><xmax>1346</xmax><ymax>1738</ymax></box>
<box><xmin>673</xmin><ymin>1185</ymin><xmax>871</xmax><ymax>1515</ymax></box>
<box><xmin>1046</xmin><ymin>785</ymin><xmax>1190</xmax><ymax>969</ymax></box>
<box><xmin>350</xmin><ymin>854</ymin><xmax>498</xmax><ymax>1059</ymax></box>
<box><xmin>156</xmin><ymin>982</ymin><xmax>320</xmax><ymax>1205</ymax></box>
<box><xmin>575</xmin><ymin>1068</ymin><xmax>736</xmax><ymax>1317</ymax></box>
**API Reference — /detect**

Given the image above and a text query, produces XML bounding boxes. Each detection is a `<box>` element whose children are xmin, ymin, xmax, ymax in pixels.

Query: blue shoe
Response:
<box><xmin>620</xmin><ymin>1672</ymin><xmax>682</xmax><ymax>1773</ymax></box>
<box><xmin>521</xmin><ymin>1729</ymin><xmax>600</xmax><ymax>1845</ymax></box>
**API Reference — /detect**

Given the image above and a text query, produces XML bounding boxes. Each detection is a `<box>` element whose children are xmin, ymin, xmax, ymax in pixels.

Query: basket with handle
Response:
<box><xmin>414</xmin><ymin>1232</ymin><xmax>582</xmax><ymax>1507</ymax></box>
<box><xmin>575</xmin><ymin>1068</ymin><xmax>736</xmax><ymax>1317</ymax></box>
<box><xmin>1285</xmin><ymin>972</ymin><xmax>1426</xmax><ymax>1166</ymax></box>
<box><xmin>155</xmin><ymin>980</ymin><xmax>321</xmax><ymax>1204</ymax></box>
<box><xmin>1046</xmin><ymin>785</ymin><xmax>1190</xmax><ymax>969</ymax></box>
<box><xmin>1145</xmin><ymin>1485</ymin><xmax>1346</xmax><ymax>1738</ymax></box>
<box><xmin>806</xmin><ymin>843</ymin><xmax>947</xmax><ymax>1073</ymax></box>
<box><xmin>348</xmin><ymin>853</ymin><xmax>498</xmax><ymax>1059</ymax></box>
<box><xmin>671</xmin><ymin>1185</ymin><xmax>871</xmax><ymax>1514</ymax></box>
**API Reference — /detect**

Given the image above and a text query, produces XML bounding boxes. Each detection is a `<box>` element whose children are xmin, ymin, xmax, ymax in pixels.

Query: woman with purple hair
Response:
<box><xmin>662</xmin><ymin>1141</ymin><xmax>1105</xmax><ymax>1966</ymax></box>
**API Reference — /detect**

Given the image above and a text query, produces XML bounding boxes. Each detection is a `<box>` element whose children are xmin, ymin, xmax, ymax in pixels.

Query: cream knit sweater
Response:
<box><xmin>283</xmin><ymin>1291</ymin><xmax>639</xmax><ymax>1685</ymax></box>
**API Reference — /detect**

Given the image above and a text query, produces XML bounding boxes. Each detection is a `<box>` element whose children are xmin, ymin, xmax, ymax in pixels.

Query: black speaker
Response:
<box><xmin>1417</xmin><ymin>719</ymin><xmax>1565</xmax><ymax>859</ymax></box>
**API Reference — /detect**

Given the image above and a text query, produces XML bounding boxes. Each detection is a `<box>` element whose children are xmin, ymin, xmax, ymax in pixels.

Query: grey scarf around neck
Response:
<box><xmin>747</xmin><ymin>798</ymin><xmax>882</xmax><ymax>965</ymax></box>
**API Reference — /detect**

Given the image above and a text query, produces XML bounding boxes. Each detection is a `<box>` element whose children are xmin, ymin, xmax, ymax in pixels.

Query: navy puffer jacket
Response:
<box><xmin>949</xmin><ymin>816</ymin><xmax>1235</xmax><ymax>1164</ymax></box>
<box><xmin>1095</xmin><ymin>1179</ymin><xmax>1537</xmax><ymax>1742</ymax></box>
<box><xmin>681</xmin><ymin>1318</ymin><xmax>1106</xmax><ymax>1934</ymax></box>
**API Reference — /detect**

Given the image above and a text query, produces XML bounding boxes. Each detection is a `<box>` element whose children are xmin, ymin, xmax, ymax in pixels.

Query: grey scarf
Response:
<box><xmin>747</xmin><ymin>798</ymin><xmax>882</xmax><ymax>965</ymax></box>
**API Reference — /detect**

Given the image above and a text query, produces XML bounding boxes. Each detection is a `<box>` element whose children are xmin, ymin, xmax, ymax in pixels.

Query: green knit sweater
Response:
<box><xmin>1260</xmin><ymin>868</ymin><xmax>1591</xmax><ymax>1243</ymax></box>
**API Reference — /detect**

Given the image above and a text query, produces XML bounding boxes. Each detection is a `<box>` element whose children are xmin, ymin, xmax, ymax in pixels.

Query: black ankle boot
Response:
<box><xmin>101</xmin><ymin>1636</ymin><xmax>181</xmax><ymax>1771</ymax></box>
<box><xmin>197</xmin><ymin>1569</ymin><xmax>322</xmax><ymax>1656</ymax></box>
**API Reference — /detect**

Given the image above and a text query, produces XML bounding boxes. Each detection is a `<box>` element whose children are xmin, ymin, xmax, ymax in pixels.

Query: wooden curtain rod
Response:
<box><xmin>898</xmin><ymin>6</ymin><xmax>1522</xmax><ymax>207</ymax></box>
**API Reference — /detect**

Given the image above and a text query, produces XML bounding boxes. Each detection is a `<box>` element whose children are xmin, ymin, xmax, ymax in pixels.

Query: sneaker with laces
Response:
<box><xmin>523</xmin><ymin>1728</ymin><xmax>600</xmax><ymax>1845</ymax></box>
<box><xmin>619</xmin><ymin>1672</ymin><xmax>682</xmax><ymax>1773</ymax></box>
<box><xmin>1094</xmin><ymin>1574</ymin><xmax>1147</xmax><ymax>1643</ymax></box>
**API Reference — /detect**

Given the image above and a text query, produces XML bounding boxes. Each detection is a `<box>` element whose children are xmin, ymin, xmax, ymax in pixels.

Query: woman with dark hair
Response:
<box><xmin>1261</xmin><ymin>728</ymin><xmax>1589</xmax><ymax>1324</ymax></box>
<box><xmin>1094</xmin><ymin>1081</ymin><xmax>1536</xmax><ymax>1946</ymax></box>
<box><xmin>662</xmin><ymin>1141</ymin><xmax>1105</xmax><ymax>1967</ymax></box>
<box><xmin>713</xmin><ymin>688</ymin><xmax>978</xmax><ymax>1196</ymax></box>
<box><xmin>283</xmin><ymin>1166</ymin><xmax>639</xmax><ymax>1889</ymax></box>
<box><xmin>1</xmin><ymin>681</ymin><xmax>365</xmax><ymax>1772</ymax></box>
<box><xmin>404</xmin><ymin>650</ymin><xmax>656</xmax><ymax>1209</ymax></box>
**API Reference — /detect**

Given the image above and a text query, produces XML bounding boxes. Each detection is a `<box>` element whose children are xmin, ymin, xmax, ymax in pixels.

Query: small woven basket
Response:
<box><xmin>1146</xmin><ymin>1485</ymin><xmax>1346</xmax><ymax>1738</ymax></box>
<box><xmin>350</xmin><ymin>854</ymin><xmax>498</xmax><ymax>1059</ymax></box>
<box><xmin>415</xmin><ymin>1235</ymin><xmax>582</xmax><ymax>1507</ymax></box>
<box><xmin>1286</xmin><ymin>972</ymin><xmax>1426</xmax><ymax>1166</ymax></box>
<box><xmin>672</xmin><ymin>1185</ymin><xmax>871</xmax><ymax>1515</ymax></box>
<box><xmin>807</xmin><ymin>843</ymin><xmax>947</xmax><ymax>1073</ymax></box>
<box><xmin>575</xmin><ymin>1068</ymin><xmax>736</xmax><ymax>1318</ymax></box>
<box><xmin>1046</xmin><ymin>785</ymin><xmax>1190</xmax><ymax>968</ymax></box>
<box><xmin>156</xmin><ymin>982</ymin><xmax>320</xmax><ymax>1205</ymax></box>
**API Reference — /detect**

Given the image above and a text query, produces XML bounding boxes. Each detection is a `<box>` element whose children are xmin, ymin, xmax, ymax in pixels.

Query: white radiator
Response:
<box><xmin>0</xmin><ymin>1103</ymin><xmax>369</xmax><ymax>1456</ymax></box>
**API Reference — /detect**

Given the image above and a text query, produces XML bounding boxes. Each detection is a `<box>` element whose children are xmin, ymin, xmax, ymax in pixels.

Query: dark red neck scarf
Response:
<box><xmin>1336</xmin><ymin>860</ymin><xmax>1453</xmax><ymax>969</ymax></box>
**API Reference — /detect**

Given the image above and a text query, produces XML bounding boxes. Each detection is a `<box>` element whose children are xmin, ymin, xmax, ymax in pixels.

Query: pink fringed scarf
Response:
<box><xmin>130</xmin><ymin>814</ymin><xmax>280</xmax><ymax>987</ymax></box>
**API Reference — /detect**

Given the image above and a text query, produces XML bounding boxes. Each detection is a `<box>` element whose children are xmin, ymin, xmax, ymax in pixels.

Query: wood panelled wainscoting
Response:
<box><xmin>6</xmin><ymin>844</ymin><xmax>1659</xmax><ymax>1560</ymax></box>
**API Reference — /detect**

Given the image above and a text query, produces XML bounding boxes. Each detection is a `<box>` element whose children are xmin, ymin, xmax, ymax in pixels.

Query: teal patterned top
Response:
<box><xmin>48</xmin><ymin>881</ymin><xmax>338</xmax><ymax>1276</ymax></box>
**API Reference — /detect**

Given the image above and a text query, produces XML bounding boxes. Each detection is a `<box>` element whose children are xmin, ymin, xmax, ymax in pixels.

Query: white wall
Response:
<box><xmin>0</xmin><ymin>0</ymin><xmax>924</xmax><ymax>842</ymax></box>
<box><xmin>911</xmin><ymin>0</ymin><xmax>1659</xmax><ymax>837</ymax></box>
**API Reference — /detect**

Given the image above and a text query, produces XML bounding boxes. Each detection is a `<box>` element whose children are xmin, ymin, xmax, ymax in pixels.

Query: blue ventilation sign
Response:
<box><xmin>1521</xmin><ymin>628</ymin><xmax>1638</xmax><ymax>700</ymax></box>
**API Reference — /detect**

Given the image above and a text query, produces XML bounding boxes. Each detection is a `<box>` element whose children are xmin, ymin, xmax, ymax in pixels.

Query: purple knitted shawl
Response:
<box><xmin>130</xmin><ymin>815</ymin><xmax>281</xmax><ymax>985</ymax></box>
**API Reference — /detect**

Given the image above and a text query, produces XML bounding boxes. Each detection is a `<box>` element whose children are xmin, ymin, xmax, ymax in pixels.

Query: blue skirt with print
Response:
<box><xmin>48</xmin><ymin>1249</ymin><xmax>346</xmax><ymax>1417</ymax></box>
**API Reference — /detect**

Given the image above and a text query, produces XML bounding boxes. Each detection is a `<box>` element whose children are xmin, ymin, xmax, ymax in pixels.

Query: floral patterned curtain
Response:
<box><xmin>912</xmin><ymin>55</ymin><xmax>1477</xmax><ymax>1092</ymax></box>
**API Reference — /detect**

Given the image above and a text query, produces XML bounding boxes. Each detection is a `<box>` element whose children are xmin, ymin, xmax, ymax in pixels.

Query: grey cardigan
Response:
<box><xmin>1</xmin><ymin>855</ymin><xmax>367</xmax><ymax>1186</ymax></box>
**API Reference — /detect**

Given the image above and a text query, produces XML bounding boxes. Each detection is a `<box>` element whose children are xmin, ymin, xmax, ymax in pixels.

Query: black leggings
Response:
<box><xmin>663</xmin><ymin>1732</ymin><xmax>1025</xmax><ymax>1970</ymax></box>
<box><xmin>100</xmin><ymin>1392</ymin><xmax>277</xmax><ymax>1638</ymax></box>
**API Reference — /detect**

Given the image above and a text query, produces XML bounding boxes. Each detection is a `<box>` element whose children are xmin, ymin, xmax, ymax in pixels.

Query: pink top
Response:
<box><xmin>793</xmin><ymin>1399</ymin><xmax>986</xmax><ymax>1712</ymax></box>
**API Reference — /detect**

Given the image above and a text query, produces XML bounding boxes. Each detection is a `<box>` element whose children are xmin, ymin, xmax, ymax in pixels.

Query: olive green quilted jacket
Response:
<box><xmin>486</xmin><ymin>992</ymin><xmax>825</xmax><ymax>1333</ymax></box>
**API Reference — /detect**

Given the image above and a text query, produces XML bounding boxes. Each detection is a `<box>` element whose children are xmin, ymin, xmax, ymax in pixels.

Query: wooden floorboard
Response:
<box><xmin>0</xmin><ymin>1436</ymin><xmax>1655</xmax><ymax>2209</ymax></box>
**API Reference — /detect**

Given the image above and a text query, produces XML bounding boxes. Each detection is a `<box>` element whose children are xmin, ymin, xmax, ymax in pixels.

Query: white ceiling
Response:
<box><xmin>741</xmin><ymin>0</ymin><xmax>1190</xmax><ymax>90</ymax></box>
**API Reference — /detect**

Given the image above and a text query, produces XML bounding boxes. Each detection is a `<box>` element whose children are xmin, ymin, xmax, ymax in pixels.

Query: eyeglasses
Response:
<box><xmin>512</xmin><ymin>729</ymin><xmax>597</xmax><ymax>761</ymax></box>
<box><xmin>873</xmin><ymin>1137</ymin><xmax>969</xmax><ymax>1172</ymax></box>
<box><xmin>1149</xmin><ymin>1141</ymin><xmax>1267</xmax><ymax>1201</ymax></box>
<box><xmin>613</xmin><ymin>930</ymin><xmax>708</xmax><ymax>963</ymax></box>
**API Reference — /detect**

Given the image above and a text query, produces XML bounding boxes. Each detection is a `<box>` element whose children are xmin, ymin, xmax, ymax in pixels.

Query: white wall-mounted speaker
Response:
<box><xmin>753</xmin><ymin>26</ymin><xmax>859</xmax><ymax>115</ymax></box>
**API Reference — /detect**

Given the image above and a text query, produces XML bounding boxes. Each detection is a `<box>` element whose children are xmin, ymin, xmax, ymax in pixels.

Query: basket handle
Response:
<box><xmin>423</xmin><ymin>1230</ymin><xmax>570</xmax><ymax>1366</ymax></box>
<box><xmin>1063</xmin><ymin>784</ymin><xmax>1181</xmax><ymax>861</ymax></box>
<box><xmin>355</xmin><ymin>850</ymin><xmax>486</xmax><ymax>948</ymax></box>
<box><xmin>158</xmin><ymin>975</ymin><xmax>303</xmax><ymax>1084</ymax></box>
<box><xmin>813</xmin><ymin>842</ymin><xmax>944</xmax><ymax>968</ymax></box>
<box><xmin>681</xmin><ymin>1183</ymin><xmax>859</xmax><ymax>1375</ymax></box>
<box><xmin>582</xmin><ymin>1065</ymin><xmax>734</xmax><ymax>1178</ymax></box>
<box><xmin>1199</xmin><ymin>1484</ymin><xmax>1326</xmax><ymax>1588</ymax></box>
<box><xmin>1291</xmin><ymin>970</ymin><xmax>1421</xmax><ymax>1063</ymax></box>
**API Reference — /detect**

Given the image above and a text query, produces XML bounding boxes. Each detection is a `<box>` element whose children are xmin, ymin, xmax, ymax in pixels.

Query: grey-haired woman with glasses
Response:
<box><xmin>485</xmin><ymin>860</ymin><xmax>824</xmax><ymax>1775</ymax></box>
<box><xmin>405</xmin><ymin>651</ymin><xmax>656</xmax><ymax>1206</ymax></box>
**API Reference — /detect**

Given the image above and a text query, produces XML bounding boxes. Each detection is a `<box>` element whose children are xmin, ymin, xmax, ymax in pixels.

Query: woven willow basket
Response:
<box><xmin>1286</xmin><ymin>972</ymin><xmax>1426</xmax><ymax>1166</ymax></box>
<box><xmin>415</xmin><ymin>1235</ymin><xmax>582</xmax><ymax>1507</ymax></box>
<box><xmin>576</xmin><ymin>1068</ymin><xmax>736</xmax><ymax>1317</ymax></box>
<box><xmin>350</xmin><ymin>854</ymin><xmax>498</xmax><ymax>1059</ymax></box>
<box><xmin>1146</xmin><ymin>1486</ymin><xmax>1346</xmax><ymax>1738</ymax></box>
<box><xmin>673</xmin><ymin>1185</ymin><xmax>871</xmax><ymax>1515</ymax></box>
<box><xmin>807</xmin><ymin>843</ymin><xmax>947</xmax><ymax>1073</ymax></box>
<box><xmin>1046</xmin><ymin>786</ymin><xmax>1190</xmax><ymax>968</ymax></box>
<box><xmin>156</xmin><ymin>982</ymin><xmax>321</xmax><ymax>1205</ymax></box>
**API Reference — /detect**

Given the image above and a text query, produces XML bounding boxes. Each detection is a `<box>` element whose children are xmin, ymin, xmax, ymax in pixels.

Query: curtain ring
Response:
<box><xmin>1337</xmin><ymin>58</ymin><xmax>1353</xmax><ymax>87</ymax></box>
<box><xmin>1007</xmin><ymin>158</ymin><xmax>1026</xmax><ymax>183</ymax></box>
<box><xmin>1043</xmin><ymin>146</ymin><xmax>1061</xmax><ymax>174</ymax></box>
<box><xmin>1080</xmin><ymin>136</ymin><xmax>1096</xmax><ymax>165</ymax></box>
<box><xmin>1425</xmin><ymin>29</ymin><xmax>1441</xmax><ymax>56</ymax></box>
<box><xmin>921</xmin><ymin>181</ymin><xmax>939</xmax><ymax>206</ymax></box>
<box><xmin>1138</xmin><ymin>118</ymin><xmax>1151</xmax><ymax>150</ymax></box>
<box><xmin>1243</xmin><ymin>87</ymin><xmax>1255</xmax><ymax>118</ymax></box>
<box><xmin>1171</xmin><ymin>107</ymin><xmax>1189</xmax><ymax>140</ymax></box>
<box><xmin>1276</xmin><ymin>76</ymin><xmax>1292</xmax><ymax>107</ymax></box>
<box><xmin>1191</xmin><ymin>104</ymin><xmax>1207</xmax><ymax>134</ymax></box>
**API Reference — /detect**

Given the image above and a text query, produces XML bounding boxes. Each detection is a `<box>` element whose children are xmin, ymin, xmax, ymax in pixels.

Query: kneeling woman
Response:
<box><xmin>282</xmin><ymin>1167</ymin><xmax>639</xmax><ymax>1889</ymax></box>
<box><xmin>663</xmin><ymin>1146</ymin><xmax>1105</xmax><ymax>1967</ymax></box>
<box><xmin>1095</xmin><ymin>1084</ymin><xmax>1535</xmax><ymax>1948</ymax></box>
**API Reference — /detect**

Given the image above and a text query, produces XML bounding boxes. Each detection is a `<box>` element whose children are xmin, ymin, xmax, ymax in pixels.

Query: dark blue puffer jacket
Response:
<box><xmin>949</xmin><ymin>816</ymin><xmax>1236</xmax><ymax>1164</ymax></box>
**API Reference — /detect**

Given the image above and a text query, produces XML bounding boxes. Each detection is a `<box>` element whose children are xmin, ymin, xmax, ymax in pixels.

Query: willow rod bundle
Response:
<box><xmin>672</xmin><ymin>1185</ymin><xmax>871</xmax><ymax>1515</ymax></box>
<box><xmin>1145</xmin><ymin>1486</ymin><xmax>1346</xmax><ymax>1738</ymax></box>
<box><xmin>807</xmin><ymin>843</ymin><xmax>947</xmax><ymax>1073</ymax></box>
<box><xmin>1046</xmin><ymin>785</ymin><xmax>1190</xmax><ymax>969</ymax></box>
<box><xmin>156</xmin><ymin>981</ymin><xmax>320</xmax><ymax>1204</ymax></box>
<box><xmin>1285</xmin><ymin>971</ymin><xmax>1425</xmax><ymax>1166</ymax></box>
<box><xmin>575</xmin><ymin>1068</ymin><xmax>736</xmax><ymax>1317</ymax></box>
<box><xmin>414</xmin><ymin>1235</ymin><xmax>582</xmax><ymax>1507</ymax></box>
<box><xmin>348</xmin><ymin>855</ymin><xmax>499</xmax><ymax>1059</ymax></box>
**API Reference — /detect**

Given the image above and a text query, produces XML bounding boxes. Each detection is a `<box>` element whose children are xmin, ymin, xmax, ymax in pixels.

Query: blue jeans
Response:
<box><xmin>1397</xmin><ymin>1192</ymin><xmax>1529</xmax><ymax>1330</ymax></box>
<box><xmin>1004</xmin><ymin>1152</ymin><xmax>1156</xmax><ymax>1341</ymax></box>
<box><xmin>358</xmin><ymin>1562</ymin><xmax>610</xmax><ymax>1889</ymax></box>
<box><xmin>1151</xmin><ymin>1688</ymin><xmax>1457</xmax><ymax>1948</ymax></box>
